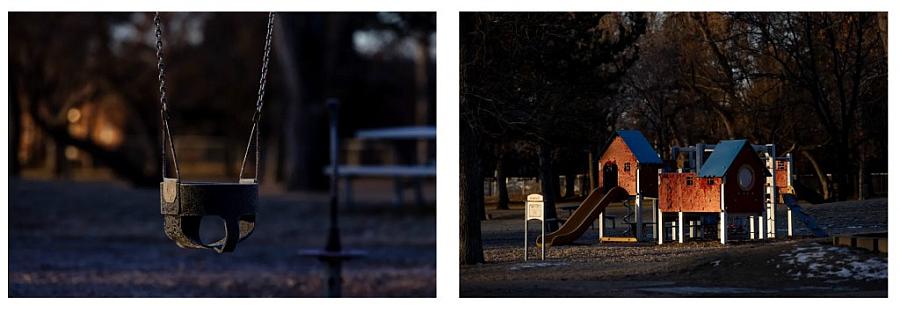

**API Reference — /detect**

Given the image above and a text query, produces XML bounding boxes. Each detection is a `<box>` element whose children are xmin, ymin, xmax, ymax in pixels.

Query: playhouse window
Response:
<box><xmin>624</xmin><ymin>163</ymin><xmax>631</xmax><ymax>172</ymax></box>
<box><xmin>686</xmin><ymin>178</ymin><xmax>693</xmax><ymax>186</ymax></box>
<box><xmin>707</xmin><ymin>178</ymin><xmax>715</xmax><ymax>185</ymax></box>
<box><xmin>777</xmin><ymin>162</ymin><xmax>786</xmax><ymax>170</ymax></box>
<box><xmin>738</xmin><ymin>165</ymin><xmax>755</xmax><ymax>191</ymax></box>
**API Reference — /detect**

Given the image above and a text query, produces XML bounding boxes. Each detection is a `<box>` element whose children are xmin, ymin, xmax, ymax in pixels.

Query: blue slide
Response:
<box><xmin>782</xmin><ymin>193</ymin><xmax>828</xmax><ymax>237</ymax></box>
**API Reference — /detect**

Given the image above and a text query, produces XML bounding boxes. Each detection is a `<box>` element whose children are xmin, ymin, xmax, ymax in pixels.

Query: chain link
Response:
<box><xmin>254</xmin><ymin>12</ymin><xmax>276</xmax><ymax>115</ymax></box>
<box><xmin>154</xmin><ymin>13</ymin><xmax>169</xmax><ymax>115</ymax></box>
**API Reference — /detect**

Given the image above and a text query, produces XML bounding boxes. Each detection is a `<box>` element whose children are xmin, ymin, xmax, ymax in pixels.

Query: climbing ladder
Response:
<box><xmin>621</xmin><ymin>199</ymin><xmax>635</xmax><ymax>236</ymax></box>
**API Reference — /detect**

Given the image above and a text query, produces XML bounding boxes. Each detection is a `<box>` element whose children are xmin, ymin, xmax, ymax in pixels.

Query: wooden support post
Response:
<box><xmin>758</xmin><ymin>216</ymin><xmax>764</xmax><ymax>240</ymax></box>
<box><xmin>635</xmin><ymin>168</ymin><xmax>643</xmax><ymax>241</ymax></box>
<box><xmin>761</xmin><ymin>187</ymin><xmax>767</xmax><ymax>240</ymax></box>
<box><xmin>787</xmin><ymin>152</ymin><xmax>794</xmax><ymax>238</ymax></box>
<box><xmin>524</xmin><ymin>219</ymin><xmax>527</xmax><ymax>261</ymax></box>
<box><xmin>767</xmin><ymin>144</ymin><xmax>776</xmax><ymax>239</ymax></box>
<box><xmin>749</xmin><ymin>216</ymin><xmax>755</xmax><ymax>240</ymax></box>
<box><xmin>787</xmin><ymin>209</ymin><xmax>794</xmax><ymax>238</ymax></box>
<box><xmin>678</xmin><ymin>211</ymin><xmax>684</xmax><ymax>243</ymax></box>
<box><xmin>651</xmin><ymin>198</ymin><xmax>658</xmax><ymax>241</ymax></box>
<box><xmin>720</xmin><ymin>181</ymin><xmax>727</xmax><ymax>245</ymax></box>
<box><xmin>762</xmin><ymin>205</ymin><xmax>769</xmax><ymax>240</ymax></box>
<box><xmin>720</xmin><ymin>211</ymin><xmax>727</xmax><ymax>244</ymax></box>
<box><xmin>598</xmin><ymin>212</ymin><xmax>605</xmax><ymax>242</ymax></box>
<box><xmin>657</xmin><ymin>208</ymin><xmax>663</xmax><ymax>245</ymax></box>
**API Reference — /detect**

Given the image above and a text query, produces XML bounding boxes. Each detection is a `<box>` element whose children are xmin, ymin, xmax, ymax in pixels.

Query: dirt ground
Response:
<box><xmin>462</xmin><ymin>199</ymin><xmax>887</xmax><ymax>297</ymax></box>
<box><xmin>9</xmin><ymin>178</ymin><xmax>435</xmax><ymax>297</ymax></box>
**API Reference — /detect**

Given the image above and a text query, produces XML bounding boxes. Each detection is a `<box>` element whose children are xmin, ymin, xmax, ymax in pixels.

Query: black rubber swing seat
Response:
<box><xmin>154</xmin><ymin>12</ymin><xmax>273</xmax><ymax>253</ymax></box>
<box><xmin>160</xmin><ymin>179</ymin><xmax>257</xmax><ymax>253</ymax></box>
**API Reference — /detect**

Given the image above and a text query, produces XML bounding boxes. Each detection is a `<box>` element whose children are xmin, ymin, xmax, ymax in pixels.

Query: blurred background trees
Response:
<box><xmin>9</xmin><ymin>12</ymin><xmax>436</xmax><ymax>190</ymax></box>
<box><xmin>619</xmin><ymin>12</ymin><xmax>887</xmax><ymax>202</ymax></box>
<box><xmin>460</xmin><ymin>12</ymin><xmax>887</xmax><ymax>264</ymax></box>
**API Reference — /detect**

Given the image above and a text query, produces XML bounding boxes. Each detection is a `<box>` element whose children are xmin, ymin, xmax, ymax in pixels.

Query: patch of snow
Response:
<box><xmin>711</xmin><ymin>260</ymin><xmax>721</xmax><ymax>267</ymax></box>
<box><xmin>779</xmin><ymin>244</ymin><xmax>887</xmax><ymax>280</ymax></box>
<box><xmin>827</xmin><ymin>268</ymin><xmax>853</xmax><ymax>278</ymax></box>
<box><xmin>794</xmin><ymin>250</ymin><xmax>827</xmax><ymax>263</ymax></box>
<box><xmin>847</xmin><ymin>259</ymin><xmax>888</xmax><ymax>280</ymax></box>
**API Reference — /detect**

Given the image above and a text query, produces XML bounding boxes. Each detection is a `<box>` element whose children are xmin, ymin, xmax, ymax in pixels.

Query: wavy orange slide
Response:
<box><xmin>537</xmin><ymin>186</ymin><xmax>627</xmax><ymax>247</ymax></box>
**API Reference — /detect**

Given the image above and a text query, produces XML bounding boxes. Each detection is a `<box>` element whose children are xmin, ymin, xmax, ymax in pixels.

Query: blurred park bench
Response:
<box><xmin>325</xmin><ymin>126</ymin><xmax>436</xmax><ymax>208</ymax></box>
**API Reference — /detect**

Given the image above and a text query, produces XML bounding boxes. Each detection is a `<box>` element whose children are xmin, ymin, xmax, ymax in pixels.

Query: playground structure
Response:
<box><xmin>660</xmin><ymin>140</ymin><xmax>771</xmax><ymax>244</ymax></box>
<box><xmin>534</xmin><ymin>130</ymin><xmax>827</xmax><ymax>249</ymax></box>
<box><xmin>597</xmin><ymin>130</ymin><xmax>662</xmax><ymax>242</ymax></box>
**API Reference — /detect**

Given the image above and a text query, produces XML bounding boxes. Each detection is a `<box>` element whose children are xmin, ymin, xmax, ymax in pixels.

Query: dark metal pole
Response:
<box><xmin>325</xmin><ymin>98</ymin><xmax>342</xmax><ymax>297</ymax></box>
<box><xmin>298</xmin><ymin>98</ymin><xmax>362</xmax><ymax>297</ymax></box>
<box><xmin>327</xmin><ymin>98</ymin><xmax>342</xmax><ymax>252</ymax></box>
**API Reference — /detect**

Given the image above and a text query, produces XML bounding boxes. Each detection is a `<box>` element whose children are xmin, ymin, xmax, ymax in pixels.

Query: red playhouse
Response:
<box><xmin>597</xmin><ymin>130</ymin><xmax>662</xmax><ymax>242</ymax></box>
<box><xmin>659</xmin><ymin>140</ymin><xmax>770</xmax><ymax>244</ymax></box>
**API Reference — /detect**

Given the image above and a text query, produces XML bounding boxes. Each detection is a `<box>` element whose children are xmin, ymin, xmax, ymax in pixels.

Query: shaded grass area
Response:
<box><xmin>9</xmin><ymin>178</ymin><xmax>435</xmax><ymax>297</ymax></box>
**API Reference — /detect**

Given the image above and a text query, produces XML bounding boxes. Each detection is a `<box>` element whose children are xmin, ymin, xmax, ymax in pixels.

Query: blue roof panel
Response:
<box><xmin>698</xmin><ymin>139</ymin><xmax>747</xmax><ymax>177</ymax></box>
<box><xmin>617</xmin><ymin>130</ymin><xmax>663</xmax><ymax>164</ymax></box>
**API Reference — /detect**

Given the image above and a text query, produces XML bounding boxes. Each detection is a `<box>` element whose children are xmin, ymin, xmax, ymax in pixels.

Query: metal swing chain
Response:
<box><xmin>154</xmin><ymin>12</ymin><xmax>275</xmax><ymax>182</ymax></box>
<box><xmin>239</xmin><ymin>12</ymin><xmax>276</xmax><ymax>181</ymax></box>
<box><xmin>155</xmin><ymin>12</ymin><xmax>180</xmax><ymax>180</ymax></box>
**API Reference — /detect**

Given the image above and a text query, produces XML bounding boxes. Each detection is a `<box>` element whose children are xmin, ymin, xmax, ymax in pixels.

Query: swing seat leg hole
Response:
<box><xmin>199</xmin><ymin>216</ymin><xmax>227</xmax><ymax>246</ymax></box>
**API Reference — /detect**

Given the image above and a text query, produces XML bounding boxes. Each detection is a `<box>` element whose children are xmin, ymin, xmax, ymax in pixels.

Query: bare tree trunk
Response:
<box><xmin>587</xmin><ymin>150</ymin><xmax>595</xmax><ymax>191</ymax></box>
<box><xmin>10</xmin><ymin>65</ymin><xmax>21</xmax><ymax>176</ymax></box>
<box><xmin>52</xmin><ymin>137</ymin><xmax>68</xmax><ymax>178</ymax></box>
<box><xmin>712</xmin><ymin>102</ymin><xmax>736</xmax><ymax>139</ymax></box>
<box><xmin>273</xmin><ymin>15</ymin><xmax>312</xmax><ymax>190</ymax></box>
<box><xmin>801</xmin><ymin>149</ymin><xmax>830</xmax><ymax>200</ymax></box>
<box><xmin>496</xmin><ymin>154</ymin><xmax>509</xmax><ymax>210</ymax></box>
<box><xmin>460</xmin><ymin>122</ymin><xmax>484</xmax><ymax>265</ymax></box>
<box><xmin>877</xmin><ymin>12</ymin><xmax>887</xmax><ymax>54</ymax></box>
<box><xmin>564</xmin><ymin>174</ymin><xmax>575</xmax><ymax>198</ymax></box>
<box><xmin>832</xmin><ymin>141</ymin><xmax>850</xmax><ymax>201</ymax></box>
<box><xmin>857</xmin><ymin>148</ymin><xmax>866</xmax><ymax>200</ymax></box>
<box><xmin>539</xmin><ymin>143</ymin><xmax>560</xmax><ymax>232</ymax></box>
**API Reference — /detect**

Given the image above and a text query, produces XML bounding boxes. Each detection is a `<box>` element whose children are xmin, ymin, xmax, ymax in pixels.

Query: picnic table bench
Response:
<box><xmin>324</xmin><ymin>126</ymin><xmax>436</xmax><ymax>207</ymax></box>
